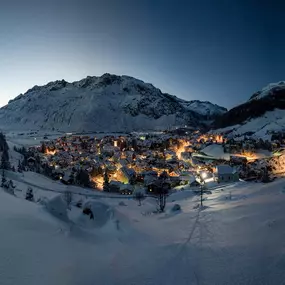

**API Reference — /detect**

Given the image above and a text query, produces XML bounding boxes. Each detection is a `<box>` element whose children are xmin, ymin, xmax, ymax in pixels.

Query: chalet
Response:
<box><xmin>146</xmin><ymin>179</ymin><xmax>171</xmax><ymax>194</ymax></box>
<box><xmin>108</xmin><ymin>181</ymin><xmax>123</xmax><ymax>193</ymax></box>
<box><xmin>215</xmin><ymin>165</ymin><xmax>239</xmax><ymax>183</ymax></box>
<box><xmin>120</xmin><ymin>184</ymin><xmax>134</xmax><ymax>195</ymax></box>
<box><xmin>169</xmin><ymin>176</ymin><xmax>182</xmax><ymax>187</ymax></box>
<box><xmin>143</xmin><ymin>171</ymin><xmax>158</xmax><ymax>186</ymax></box>
<box><xmin>120</xmin><ymin>167</ymin><xmax>136</xmax><ymax>184</ymax></box>
<box><xmin>61</xmin><ymin>170</ymin><xmax>74</xmax><ymax>185</ymax></box>
<box><xmin>27</xmin><ymin>157</ymin><xmax>36</xmax><ymax>167</ymax></box>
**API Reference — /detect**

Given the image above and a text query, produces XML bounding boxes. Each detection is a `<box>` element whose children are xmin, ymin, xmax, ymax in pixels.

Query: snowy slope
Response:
<box><xmin>214</xmin><ymin>109</ymin><xmax>285</xmax><ymax>139</ymax></box>
<box><xmin>0</xmin><ymin>74</ymin><xmax>226</xmax><ymax>132</ymax></box>
<box><xmin>179</xmin><ymin>100</ymin><xmax>227</xmax><ymax>117</ymax></box>
<box><xmin>249</xmin><ymin>81</ymin><xmax>285</xmax><ymax>101</ymax></box>
<box><xmin>1</xmin><ymin>173</ymin><xmax>285</xmax><ymax>284</ymax></box>
<box><xmin>213</xmin><ymin>81</ymin><xmax>285</xmax><ymax>137</ymax></box>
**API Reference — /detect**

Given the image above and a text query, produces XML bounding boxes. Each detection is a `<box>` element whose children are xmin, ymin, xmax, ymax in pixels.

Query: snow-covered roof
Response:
<box><xmin>216</xmin><ymin>165</ymin><xmax>234</xmax><ymax>175</ymax></box>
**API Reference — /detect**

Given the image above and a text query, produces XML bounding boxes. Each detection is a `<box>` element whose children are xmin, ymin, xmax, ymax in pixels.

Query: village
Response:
<box><xmin>17</xmin><ymin>128</ymin><xmax>285</xmax><ymax>196</ymax></box>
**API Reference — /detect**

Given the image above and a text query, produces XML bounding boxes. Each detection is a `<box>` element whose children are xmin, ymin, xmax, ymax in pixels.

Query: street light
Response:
<box><xmin>201</xmin><ymin>172</ymin><xmax>207</xmax><ymax>180</ymax></box>
<box><xmin>199</xmin><ymin>172</ymin><xmax>207</xmax><ymax>207</ymax></box>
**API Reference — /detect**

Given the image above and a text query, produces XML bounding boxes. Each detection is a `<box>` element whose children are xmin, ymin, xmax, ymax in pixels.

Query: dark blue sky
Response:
<box><xmin>1</xmin><ymin>0</ymin><xmax>285</xmax><ymax>108</ymax></box>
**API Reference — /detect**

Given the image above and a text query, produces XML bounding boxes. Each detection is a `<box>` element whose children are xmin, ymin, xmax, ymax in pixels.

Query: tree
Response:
<box><xmin>43</xmin><ymin>163</ymin><xmax>52</xmax><ymax>176</ymax></box>
<box><xmin>1</xmin><ymin>149</ymin><xmax>10</xmax><ymax>170</ymax></box>
<box><xmin>103</xmin><ymin>169</ymin><xmax>110</xmax><ymax>192</ymax></box>
<box><xmin>68</xmin><ymin>172</ymin><xmax>75</xmax><ymax>184</ymax></box>
<box><xmin>26</xmin><ymin>187</ymin><xmax>34</xmax><ymax>202</ymax></box>
<box><xmin>17</xmin><ymin>160</ymin><xmax>23</xmax><ymax>173</ymax></box>
<box><xmin>3</xmin><ymin>180</ymin><xmax>16</xmax><ymax>195</ymax></box>
<box><xmin>76</xmin><ymin>169</ymin><xmax>91</xmax><ymax>187</ymax></box>
<box><xmin>41</xmin><ymin>143</ymin><xmax>47</xmax><ymax>154</ymax></box>
<box><xmin>134</xmin><ymin>191</ymin><xmax>145</xmax><ymax>206</ymax></box>
<box><xmin>21</xmin><ymin>147</ymin><xmax>27</xmax><ymax>156</ymax></box>
<box><xmin>157</xmin><ymin>183</ymin><xmax>168</xmax><ymax>212</ymax></box>
<box><xmin>1</xmin><ymin>168</ymin><xmax>6</xmax><ymax>188</ymax></box>
<box><xmin>261</xmin><ymin>167</ymin><xmax>270</xmax><ymax>183</ymax></box>
<box><xmin>80</xmin><ymin>141</ymin><xmax>88</xmax><ymax>150</ymax></box>
<box><xmin>198</xmin><ymin>173</ymin><xmax>207</xmax><ymax>207</ymax></box>
<box><xmin>200</xmin><ymin>182</ymin><xmax>205</xmax><ymax>207</ymax></box>
<box><xmin>154</xmin><ymin>172</ymin><xmax>170</xmax><ymax>212</ymax></box>
<box><xmin>0</xmin><ymin>133</ymin><xmax>9</xmax><ymax>152</ymax></box>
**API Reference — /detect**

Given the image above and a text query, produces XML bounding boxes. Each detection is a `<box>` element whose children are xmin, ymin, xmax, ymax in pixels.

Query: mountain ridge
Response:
<box><xmin>212</xmin><ymin>81</ymin><xmax>285</xmax><ymax>137</ymax></box>
<box><xmin>1</xmin><ymin>73</ymin><xmax>227</xmax><ymax>132</ymax></box>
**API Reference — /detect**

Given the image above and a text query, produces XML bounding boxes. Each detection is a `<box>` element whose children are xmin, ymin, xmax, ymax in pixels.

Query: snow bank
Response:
<box><xmin>77</xmin><ymin>200</ymin><xmax>114</xmax><ymax>228</ymax></box>
<box><xmin>1</xmin><ymin>170</ymin><xmax>285</xmax><ymax>284</ymax></box>
<box><xmin>45</xmin><ymin>194</ymin><xmax>69</xmax><ymax>222</ymax></box>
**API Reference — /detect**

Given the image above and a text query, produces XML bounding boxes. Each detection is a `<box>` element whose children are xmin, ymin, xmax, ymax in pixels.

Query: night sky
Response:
<box><xmin>1</xmin><ymin>0</ymin><xmax>285</xmax><ymax>108</ymax></box>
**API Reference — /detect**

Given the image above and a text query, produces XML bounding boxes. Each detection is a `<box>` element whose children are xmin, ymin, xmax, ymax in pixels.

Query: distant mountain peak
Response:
<box><xmin>213</xmin><ymin>80</ymin><xmax>285</xmax><ymax>137</ymax></box>
<box><xmin>2</xmin><ymin>73</ymin><xmax>226</xmax><ymax>132</ymax></box>
<box><xmin>249</xmin><ymin>81</ymin><xmax>285</xmax><ymax>101</ymax></box>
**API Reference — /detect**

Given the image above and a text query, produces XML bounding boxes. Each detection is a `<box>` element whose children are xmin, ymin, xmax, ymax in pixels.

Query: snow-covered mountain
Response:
<box><xmin>179</xmin><ymin>100</ymin><xmax>227</xmax><ymax>117</ymax></box>
<box><xmin>213</xmin><ymin>81</ymin><xmax>285</xmax><ymax>138</ymax></box>
<box><xmin>249</xmin><ymin>81</ymin><xmax>285</xmax><ymax>101</ymax></box>
<box><xmin>0</xmin><ymin>74</ymin><xmax>226</xmax><ymax>132</ymax></box>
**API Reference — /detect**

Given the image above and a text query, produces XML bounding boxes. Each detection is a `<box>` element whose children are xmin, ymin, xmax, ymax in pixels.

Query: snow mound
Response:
<box><xmin>77</xmin><ymin>200</ymin><xmax>114</xmax><ymax>228</ymax></box>
<box><xmin>171</xmin><ymin>204</ymin><xmax>181</xmax><ymax>212</ymax></box>
<box><xmin>45</xmin><ymin>195</ymin><xmax>69</xmax><ymax>222</ymax></box>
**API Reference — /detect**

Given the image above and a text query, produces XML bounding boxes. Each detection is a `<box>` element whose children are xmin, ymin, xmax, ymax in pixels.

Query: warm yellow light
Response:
<box><xmin>46</xmin><ymin>149</ymin><xmax>57</xmax><ymax>155</ymax></box>
<box><xmin>201</xmin><ymin>172</ymin><xmax>207</xmax><ymax>179</ymax></box>
<box><xmin>175</xmin><ymin>139</ymin><xmax>189</xmax><ymax>160</ymax></box>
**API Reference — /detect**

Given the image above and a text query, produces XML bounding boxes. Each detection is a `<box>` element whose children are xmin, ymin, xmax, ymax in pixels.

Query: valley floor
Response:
<box><xmin>1</xmin><ymin>170</ymin><xmax>285</xmax><ymax>285</ymax></box>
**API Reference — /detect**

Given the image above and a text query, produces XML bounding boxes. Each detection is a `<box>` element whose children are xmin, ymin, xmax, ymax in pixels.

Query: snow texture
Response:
<box><xmin>1</xmin><ymin>167</ymin><xmax>285</xmax><ymax>285</ymax></box>
<box><xmin>214</xmin><ymin>109</ymin><xmax>285</xmax><ymax>138</ymax></box>
<box><xmin>0</xmin><ymin>74</ymin><xmax>226</xmax><ymax>132</ymax></box>
<box><xmin>250</xmin><ymin>81</ymin><xmax>285</xmax><ymax>101</ymax></box>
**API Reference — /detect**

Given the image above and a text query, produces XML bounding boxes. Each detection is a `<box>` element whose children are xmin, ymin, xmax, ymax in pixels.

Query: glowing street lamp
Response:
<box><xmin>201</xmin><ymin>172</ymin><xmax>207</xmax><ymax>180</ymax></box>
<box><xmin>199</xmin><ymin>172</ymin><xmax>207</xmax><ymax>207</ymax></box>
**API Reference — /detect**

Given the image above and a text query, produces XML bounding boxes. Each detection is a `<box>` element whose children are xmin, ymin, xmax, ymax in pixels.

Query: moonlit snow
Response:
<box><xmin>0</xmin><ymin>74</ymin><xmax>226</xmax><ymax>133</ymax></box>
<box><xmin>1</xmin><ymin>167</ymin><xmax>285</xmax><ymax>285</ymax></box>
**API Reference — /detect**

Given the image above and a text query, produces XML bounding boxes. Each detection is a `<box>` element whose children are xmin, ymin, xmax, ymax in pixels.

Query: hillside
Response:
<box><xmin>1</xmin><ymin>169</ymin><xmax>285</xmax><ymax>285</ymax></box>
<box><xmin>213</xmin><ymin>81</ymin><xmax>285</xmax><ymax>137</ymax></box>
<box><xmin>0</xmin><ymin>74</ymin><xmax>226</xmax><ymax>132</ymax></box>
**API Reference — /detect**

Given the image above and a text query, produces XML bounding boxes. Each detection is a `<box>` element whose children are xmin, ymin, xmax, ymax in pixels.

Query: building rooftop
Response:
<box><xmin>216</xmin><ymin>165</ymin><xmax>234</xmax><ymax>174</ymax></box>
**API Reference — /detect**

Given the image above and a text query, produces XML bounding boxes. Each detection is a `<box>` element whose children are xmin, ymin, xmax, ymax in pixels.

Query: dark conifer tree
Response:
<box><xmin>26</xmin><ymin>187</ymin><xmax>34</xmax><ymax>202</ymax></box>
<box><xmin>1</xmin><ymin>168</ymin><xmax>6</xmax><ymax>188</ymax></box>
<box><xmin>103</xmin><ymin>169</ymin><xmax>110</xmax><ymax>192</ymax></box>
